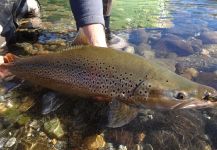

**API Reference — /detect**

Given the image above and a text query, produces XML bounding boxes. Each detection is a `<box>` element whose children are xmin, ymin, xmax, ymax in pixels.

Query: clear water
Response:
<box><xmin>0</xmin><ymin>0</ymin><xmax>217</xmax><ymax>149</ymax></box>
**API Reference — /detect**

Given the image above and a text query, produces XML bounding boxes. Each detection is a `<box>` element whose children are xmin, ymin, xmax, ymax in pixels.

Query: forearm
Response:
<box><xmin>69</xmin><ymin>0</ymin><xmax>105</xmax><ymax>28</ymax></box>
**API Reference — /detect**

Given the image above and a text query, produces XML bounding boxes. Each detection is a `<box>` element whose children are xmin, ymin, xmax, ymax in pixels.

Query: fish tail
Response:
<box><xmin>3</xmin><ymin>53</ymin><xmax>18</xmax><ymax>63</ymax></box>
<box><xmin>0</xmin><ymin>53</ymin><xmax>17</xmax><ymax>78</ymax></box>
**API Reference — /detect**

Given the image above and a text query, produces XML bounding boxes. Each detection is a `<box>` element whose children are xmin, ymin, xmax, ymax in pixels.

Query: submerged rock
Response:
<box><xmin>83</xmin><ymin>134</ymin><xmax>106</xmax><ymax>150</ymax></box>
<box><xmin>202</xmin><ymin>44</ymin><xmax>217</xmax><ymax>57</ymax></box>
<box><xmin>200</xmin><ymin>31</ymin><xmax>217</xmax><ymax>44</ymax></box>
<box><xmin>153</xmin><ymin>34</ymin><xmax>194</xmax><ymax>57</ymax></box>
<box><xmin>0</xmin><ymin>138</ymin><xmax>8</xmax><ymax>149</ymax></box>
<box><xmin>44</xmin><ymin>118</ymin><xmax>64</xmax><ymax>139</ymax></box>
<box><xmin>4</xmin><ymin>137</ymin><xmax>16</xmax><ymax>148</ymax></box>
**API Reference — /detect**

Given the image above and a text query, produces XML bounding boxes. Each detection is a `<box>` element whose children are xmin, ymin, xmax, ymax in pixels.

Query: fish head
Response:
<box><xmin>133</xmin><ymin>80</ymin><xmax>217</xmax><ymax>109</ymax></box>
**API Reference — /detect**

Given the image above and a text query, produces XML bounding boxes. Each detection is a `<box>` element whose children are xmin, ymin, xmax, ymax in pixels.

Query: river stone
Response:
<box><xmin>128</xmin><ymin>29</ymin><xmax>149</xmax><ymax>45</ymax></box>
<box><xmin>123</xmin><ymin>45</ymin><xmax>135</xmax><ymax>54</ymax></box>
<box><xmin>153</xmin><ymin>34</ymin><xmax>194</xmax><ymax>56</ymax></box>
<box><xmin>202</xmin><ymin>44</ymin><xmax>217</xmax><ymax>57</ymax></box>
<box><xmin>83</xmin><ymin>134</ymin><xmax>105</xmax><ymax>150</ymax></box>
<box><xmin>44</xmin><ymin>118</ymin><xmax>64</xmax><ymax>139</ymax></box>
<box><xmin>0</xmin><ymin>138</ymin><xmax>8</xmax><ymax>149</ymax></box>
<box><xmin>4</xmin><ymin>137</ymin><xmax>16</xmax><ymax>148</ymax></box>
<box><xmin>118</xmin><ymin>145</ymin><xmax>127</xmax><ymax>150</ymax></box>
<box><xmin>200</xmin><ymin>31</ymin><xmax>217</xmax><ymax>44</ymax></box>
<box><xmin>183</xmin><ymin>68</ymin><xmax>199</xmax><ymax>78</ymax></box>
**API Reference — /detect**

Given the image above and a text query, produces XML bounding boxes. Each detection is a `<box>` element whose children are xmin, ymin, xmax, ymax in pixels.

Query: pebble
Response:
<box><xmin>0</xmin><ymin>103</ymin><xmax>7</xmax><ymax>114</ymax></box>
<box><xmin>133</xmin><ymin>144</ymin><xmax>143</xmax><ymax>150</ymax></box>
<box><xmin>200</xmin><ymin>31</ymin><xmax>217</xmax><ymax>44</ymax></box>
<box><xmin>83</xmin><ymin>134</ymin><xmax>106</xmax><ymax>149</ymax></box>
<box><xmin>29</xmin><ymin>120</ymin><xmax>40</xmax><ymax>130</ymax></box>
<box><xmin>142</xmin><ymin>50</ymin><xmax>155</xmax><ymax>59</ymax></box>
<box><xmin>102</xmin><ymin>143</ymin><xmax>115</xmax><ymax>150</ymax></box>
<box><xmin>6</xmin><ymin>100</ymin><xmax>13</xmax><ymax>108</ymax></box>
<box><xmin>124</xmin><ymin>46</ymin><xmax>135</xmax><ymax>54</ymax></box>
<box><xmin>135</xmin><ymin>132</ymin><xmax>146</xmax><ymax>144</ymax></box>
<box><xmin>118</xmin><ymin>145</ymin><xmax>127</xmax><ymax>150</ymax></box>
<box><xmin>200</xmin><ymin>49</ymin><xmax>210</xmax><ymax>57</ymax></box>
<box><xmin>184</xmin><ymin>68</ymin><xmax>198</xmax><ymax>78</ymax></box>
<box><xmin>54</xmin><ymin>141</ymin><xmax>67</xmax><ymax>150</ymax></box>
<box><xmin>143</xmin><ymin>144</ymin><xmax>154</xmax><ymax>150</ymax></box>
<box><xmin>0</xmin><ymin>138</ymin><xmax>8</xmax><ymax>149</ymax></box>
<box><xmin>44</xmin><ymin>118</ymin><xmax>64</xmax><ymax>139</ymax></box>
<box><xmin>4</xmin><ymin>137</ymin><xmax>16</xmax><ymax>148</ymax></box>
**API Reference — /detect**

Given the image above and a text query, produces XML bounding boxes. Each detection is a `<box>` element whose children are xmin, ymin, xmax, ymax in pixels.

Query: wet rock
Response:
<box><xmin>200</xmin><ymin>31</ymin><xmax>217</xmax><ymax>44</ymax></box>
<box><xmin>188</xmin><ymin>37</ymin><xmax>203</xmax><ymax>53</ymax></box>
<box><xmin>132</xmin><ymin>144</ymin><xmax>143</xmax><ymax>150</ymax></box>
<box><xmin>194</xmin><ymin>72</ymin><xmax>217</xmax><ymax>89</ymax></box>
<box><xmin>202</xmin><ymin>44</ymin><xmax>217</xmax><ymax>57</ymax></box>
<box><xmin>200</xmin><ymin>49</ymin><xmax>211</xmax><ymax>57</ymax></box>
<box><xmin>102</xmin><ymin>143</ymin><xmax>115</xmax><ymax>150</ymax></box>
<box><xmin>17</xmin><ymin>115</ymin><xmax>30</xmax><ymax>126</ymax></box>
<box><xmin>184</xmin><ymin>68</ymin><xmax>198</xmax><ymax>78</ymax></box>
<box><xmin>128</xmin><ymin>29</ymin><xmax>149</xmax><ymax>45</ymax></box>
<box><xmin>19</xmin><ymin>96</ymin><xmax>35</xmax><ymax>112</ymax></box>
<box><xmin>33</xmin><ymin>43</ymin><xmax>44</xmax><ymax>51</ymax></box>
<box><xmin>0</xmin><ymin>138</ymin><xmax>8</xmax><ymax>149</ymax></box>
<box><xmin>180</xmin><ymin>67</ymin><xmax>199</xmax><ymax>80</ymax></box>
<box><xmin>54</xmin><ymin>141</ymin><xmax>67</xmax><ymax>150</ymax></box>
<box><xmin>123</xmin><ymin>46</ymin><xmax>135</xmax><ymax>54</ymax></box>
<box><xmin>44</xmin><ymin>118</ymin><xmax>64</xmax><ymax>139</ymax></box>
<box><xmin>4</xmin><ymin>137</ymin><xmax>16</xmax><ymax>148</ymax></box>
<box><xmin>109</xmin><ymin>34</ymin><xmax>129</xmax><ymax>50</ymax></box>
<box><xmin>175</xmin><ymin>54</ymin><xmax>217</xmax><ymax>72</ymax></box>
<box><xmin>134</xmin><ymin>132</ymin><xmax>145</xmax><ymax>144</ymax></box>
<box><xmin>83</xmin><ymin>134</ymin><xmax>105</xmax><ymax>150</ymax></box>
<box><xmin>118</xmin><ymin>145</ymin><xmax>127</xmax><ymax>150</ymax></box>
<box><xmin>153</xmin><ymin>34</ymin><xmax>194</xmax><ymax>57</ymax></box>
<box><xmin>135</xmin><ymin>43</ymin><xmax>152</xmax><ymax>56</ymax></box>
<box><xmin>41</xmin><ymin>92</ymin><xmax>63</xmax><ymax>115</ymax></box>
<box><xmin>0</xmin><ymin>103</ymin><xmax>8</xmax><ymax>114</ymax></box>
<box><xmin>142</xmin><ymin>50</ymin><xmax>155</xmax><ymax>59</ymax></box>
<box><xmin>29</xmin><ymin>120</ymin><xmax>40</xmax><ymax>130</ymax></box>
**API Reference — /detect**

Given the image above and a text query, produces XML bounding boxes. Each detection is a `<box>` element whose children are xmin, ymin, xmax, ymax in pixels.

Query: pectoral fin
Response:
<box><xmin>107</xmin><ymin>100</ymin><xmax>139</xmax><ymax>128</ymax></box>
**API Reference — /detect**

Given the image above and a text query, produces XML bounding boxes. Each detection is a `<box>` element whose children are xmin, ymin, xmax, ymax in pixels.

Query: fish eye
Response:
<box><xmin>175</xmin><ymin>92</ymin><xmax>186</xmax><ymax>100</ymax></box>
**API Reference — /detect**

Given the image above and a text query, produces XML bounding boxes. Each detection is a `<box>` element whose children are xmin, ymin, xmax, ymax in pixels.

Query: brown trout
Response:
<box><xmin>0</xmin><ymin>45</ymin><xmax>216</xmax><ymax>127</ymax></box>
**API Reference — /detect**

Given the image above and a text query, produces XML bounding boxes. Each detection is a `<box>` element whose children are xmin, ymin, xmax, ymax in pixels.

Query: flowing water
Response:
<box><xmin>0</xmin><ymin>0</ymin><xmax>217</xmax><ymax>149</ymax></box>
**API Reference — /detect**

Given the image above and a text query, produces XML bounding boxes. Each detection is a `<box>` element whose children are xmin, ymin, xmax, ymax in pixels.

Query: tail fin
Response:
<box><xmin>0</xmin><ymin>53</ymin><xmax>18</xmax><ymax>78</ymax></box>
<box><xmin>3</xmin><ymin>53</ymin><xmax>18</xmax><ymax>63</ymax></box>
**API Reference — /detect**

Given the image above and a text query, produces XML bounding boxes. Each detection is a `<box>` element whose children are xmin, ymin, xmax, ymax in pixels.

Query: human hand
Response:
<box><xmin>0</xmin><ymin>55</ymin><xmax>11</xmax><ymax>78</ymax></box>
<box><xmin>81</xmin><ymin>24</ymin><xmax>107</xmax><ymax>47</ymax></box>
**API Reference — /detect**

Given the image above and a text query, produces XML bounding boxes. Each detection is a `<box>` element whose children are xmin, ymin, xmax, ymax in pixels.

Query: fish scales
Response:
<box><xmin>1</xmin><ymin>45</ymin><xmax>216</xmax><ymax>110</ymax></box>
<box><xmin>6</xmin><ymin>46</ymin><xmax>153</xmax><ymax>101</ymax></box>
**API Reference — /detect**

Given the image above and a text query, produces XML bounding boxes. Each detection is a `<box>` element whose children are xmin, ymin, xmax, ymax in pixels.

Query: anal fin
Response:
<box><xmin>107</xmin><ymin>100</ymin><xmax>139</xmax><ymax>128</ymax></box>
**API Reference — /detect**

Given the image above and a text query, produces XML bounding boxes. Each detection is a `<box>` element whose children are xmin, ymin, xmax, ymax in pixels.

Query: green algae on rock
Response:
<box><xmin>43</xmin><ymin>118</ymin><xmax>64</xmax><ymax>139</ymax></box>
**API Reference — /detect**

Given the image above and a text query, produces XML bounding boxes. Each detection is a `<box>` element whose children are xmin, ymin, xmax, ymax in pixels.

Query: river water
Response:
<box><xmin>0</xmin><ymin>0</ymin><xmax>217</xmax><ymax>149</ymax></box>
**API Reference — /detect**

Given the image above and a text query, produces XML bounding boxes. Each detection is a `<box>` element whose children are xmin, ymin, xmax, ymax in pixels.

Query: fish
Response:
<box><xmin>0</xmin><ymin>33</ymin><xmax>216</xmax><ymax>128</ymax></box>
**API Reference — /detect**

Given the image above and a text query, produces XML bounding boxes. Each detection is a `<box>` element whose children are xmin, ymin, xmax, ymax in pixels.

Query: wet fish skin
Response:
<box><xmin>1</xmin><ymin>45</ymin><xmax>216</xmax><ymax>110</ymax></box>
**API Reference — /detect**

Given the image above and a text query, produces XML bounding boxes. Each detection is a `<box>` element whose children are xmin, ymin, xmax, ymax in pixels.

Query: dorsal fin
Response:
<box><xmin>3</xmin><ymin>53</ymin><xmax>19</xmax><ymax>63</ymax></box>
<box><xmin>72</xmin><ymin>29</ymin><xmax>89</xmax><ymax>46</ymax></box>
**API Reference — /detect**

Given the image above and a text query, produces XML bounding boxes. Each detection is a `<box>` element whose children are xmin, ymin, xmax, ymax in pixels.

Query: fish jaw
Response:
<box><xmin>172</xmin><ymin>99</ymin><xmax>217</xmax><ymax>109</ymax></box>
<box><xmin>133</xmin><ymin>84</ymin><xmax>217</xmax><ymax>110</ymax></box>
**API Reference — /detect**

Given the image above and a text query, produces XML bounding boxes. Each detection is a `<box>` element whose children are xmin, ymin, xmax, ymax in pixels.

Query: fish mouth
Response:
<box><xmin>171</xmin><ymin>92</ymin><xmax>217</xmax><ymax>109</ymax></box>
<box><xmin>172</xmin><ymin>98</ymin><xmax>217</xmax><ymax>109</ymax></box>
<box><xmin>173</xmin><ymin>101</ymin><xmax>216</xmax><ymax>109</ymax></box>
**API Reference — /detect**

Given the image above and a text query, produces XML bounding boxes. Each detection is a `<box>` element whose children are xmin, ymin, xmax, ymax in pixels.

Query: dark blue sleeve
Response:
<box><xmin>69</xmin><ymin>0</ymin><xmax>105</xmax><ymax>28</ymax></box>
